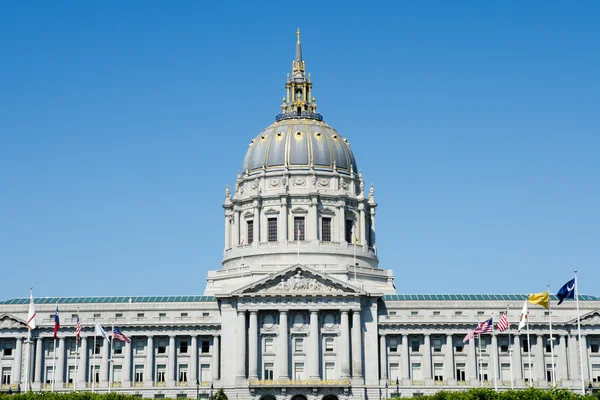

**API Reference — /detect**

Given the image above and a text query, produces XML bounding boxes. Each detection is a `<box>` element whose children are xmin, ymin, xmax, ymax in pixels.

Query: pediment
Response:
<box><xmin>231</xmin><ymin>265</ymin><xmax>366</xmax><ymax>296</ymax></box>
<box><xmin>263</xmin><ymin>208</ymin><xmax>279</xmax><ymax>215</ymax></box>
<box><xmin>567</xmin><ymin>310</ymin><xmax>600</xmax><ymax>326</ymax></box>
<box><xmin>0</xmin><ymin>314</ymin><xmax>27</xmax><ymax>330</ymax></box>
<box><xmin>290</xmin><ymin>207</ymin><xmax>308</xmax><ymax>215</ymax></box>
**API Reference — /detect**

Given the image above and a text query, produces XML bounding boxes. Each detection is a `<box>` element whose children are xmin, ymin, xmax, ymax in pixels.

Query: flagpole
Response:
<box><xmin>575</xmin><ymin>270</ymin><xmax>585</xmax><ymax>395</ymax></box>
<box><xmin>52</xmin><ymin>336</ymin><xmax>57</xmax><ymax>391</ymax></box>
<box><xmin>547</xmin><ymin>284</ymin><xmax>556</xmax><ymax>386</ymax></box>
<box><xmin>477</xmin><ymin>335</ymin><xmax>482</xmax><ymax>387</ymax></box>
<box><xmin>493</xmin><ymin>322</ymin><xmax>498</xmax><ymax>391</ymax></box>
<box><xmin>74</xmin><ymin>309</ymin><xmax>79</xmax><ymax>391</ymax></box>
<box><xmin>526</xmin><ymin>315</ymin><xmax>532</xmax><ymax>387</ymax></box>
<box><xmin>109</xmin><ymin>324</ymin><xmax>113</xmax><ymax>393</ymax></box>
<box><xmin>507</xmin><ymin>306</ymin><xmax>514</xmax><ymax>390</ymax></box>
<box><xmin>24</xmin><ymin>287</ymin><xmax>33</xmax><ymax>392</ymax></box>
<box><xmin>92</xmin><ymin>333</ymin><xmax>97</xmax><ymax>393</ymax></box>
<box><xmin>353</xmin><ymin>236</ymin><xmax>357</xmax><ymax>282</ymax></box>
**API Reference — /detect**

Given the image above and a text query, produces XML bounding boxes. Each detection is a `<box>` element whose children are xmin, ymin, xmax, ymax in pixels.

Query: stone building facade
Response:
<box><xmin>1</xmin><ymin>31</ymin><xmax>599</xmax><ymax>399</ymax></box>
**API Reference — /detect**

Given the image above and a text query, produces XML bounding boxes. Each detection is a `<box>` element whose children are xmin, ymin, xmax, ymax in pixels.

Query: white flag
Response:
<box><xmin>26</xmin><ymin>292</ymin><xmax>37</xmax><ymax>330</ymax></box>
<box><xmin>94</xmin><ymin>320</ymin><xmax>110</xmax><ymax>341</ymax></box>
<box><xmin>517</xmin><ymin>301</ymin><xmax>528</xmax><ymax>331</ymax></box>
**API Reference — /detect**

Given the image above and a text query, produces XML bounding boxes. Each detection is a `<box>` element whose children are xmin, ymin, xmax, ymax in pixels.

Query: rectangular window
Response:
<box><xmin>434</xmin><ymin>363</ymin><xmax>444</xmax><ymax>381</ymax></box>
<box><xmin>158</xmin><ymin>340</ymin><xmax>167</xmax><ymax>354</ymax></box>
<box><xmin>321</xmin><ymin>217</ymin><xmax>331</xmax><ymax>242</ymax></box>
<box><xmin>293</xmin><ymin>362</ymin><xmax>304</xmax><ymax>380</ymax></box>
<box><xmin>201</xmin><ymin>340</ymin><xmax>210</xmax><ymax>354</ymax></box>
<box><xmin>325</xmin><ymin>337</ymin><xmax>334</xmax><ymax>352</ymax></box>
<box><xmin>546</xmin><ymin>363</ymin><xmax>555</xmax><ymax>382</ymax></box>
<box><xmin>264</xmin><ymin>363</ymin><xmax>275</xmax><ymax>380</ymax></box>
<box><xmin>267</xmin><ymin>218</ymin><xmax>278</xmax><ymax>242</ymax></box>
<box><xmin>137</xmin><ymin>313</ymin><xmax>145</xmax><ymax>318</ymax></box>
<box><xmin>47</xmin><ymin>340</ymin><xmax>55</xmax><ymax>356</ymax></box>
<box><xmin>545</xmin><ymin>339</ymin><xmax>552</xmax><ymax>353</ymax></box>
<box><xmin>501</xmin><ymin>363</ymin><xmax>511</xmax><ymax>382</ymax></box>
<box><xmin>455</xmin><ymin>311</ymin><xmax>462</xmax><ymax>316</ymax></box>
<box><xmin>159</xmin><ymin>312</ymin><xmax>167</xmax><ymax>319</ymax></box>
<box><xmin>479</xmin><ymin>363</ymin><xmax>489</xmax><ymax>382</ymax></box>
<box><xmin>247</xmin><ymin>221</ymin><xmax>254</xmax><ymax>244</ymax></box>
<box><xmin>456</xmin><ymin>363</ymin><xmax>466</xmax><ymax>382</ymax></box>
<box><xmin>411</xmin><ymin>311</ymin><xmax>418</xmax><ymax>316</ymax></box>
<box><xmin>115</xmin><ymin>313</ymin><xmax>123</xmax><ymax>318</ymax></box>
<box><xmin>389</xmin><ymin>337</ymin><xmax>398</xmax><ymax>352</ymax></box>
<box><xmin>389</xmin><ymin>363</ymin><xmax>400</xmax><ymax>382</ymax></box>
<box><xmin>522</xmin><ymin>338</ymin><xmax>530</xmax><ymax>353</ymax></box>
<box><xmin>135</xmin><ymin>341</ymin><xmax>145</xmax><ymax>355</ymax></box>
<box><xmin>455</xmin><ymin>344</ymin><xmax>464</xmax><ymax>353</ymax></box>
<box><xmin>294</xmin><ymin>217</ymin><xmax>305</xmax><ymax>241</ymax></box>
<box><xmin>591</xmin><ymin>341</ymin><xmax>599</xmax><ymax>353</ymax></box>
<box><xmin>433</xmin><ymin>339</ymin><xmax>442</xmax><ymax>353</ymax></box>
<box><xmin>3</xmin><ymin>346</ymin><xmax>12</xmax><ymax>357</ymax></box>
<box><xmin>433</xmin><ymin>311</ymin><xmax>441</xmax><ymax>316</ymax></box>
<box><xmin>157</xmin><ymin>364</ymin><xmax>166</xmax><ymax>383</ymax></box>
<box><xmin>135</xmin><ymin>365</ymin><xmax>144</xmax><ymax>382</ymax></box>
<box><xmin>592</xmin><ymin>364</ymin><xmax>600</xmax><ymax>383</ymax></box>
<box><xmin>90</xmin><ymin>365</ymin><xmax>100</xmax><ymax>385</ymax></box>
<box><xmin>264</xmin><ymin>338</ymin><xmax>274</xmax><ymax>353</ymax></box>
<box><xmin>524</xmin><ymin>363</ymin><xmax>533</xmax><ymax>382</ymax></box>
<box><xmin>325</xmin><ymin>362</ymin><xmax>335</xmax><ymax>380</ymax></box>
<box><xmin>113</xmin><ymin>341</ymin><xmax>123</xmax><ymax>355</ymax></box>
<box><xmin>345</xmin><ymin>220</ymin><xmax>353</xmax><ymax>243</ymax></box>
<box><xmin>68</xmin><ymin>365</ymin><xmax>76</xmax><ymax>384</ymax></box>
<box><xmin>294</xmin><ymin>338</ymin><xmax>304</xmax><ymax>353</ymax></box>
<box><xmin>478</xmin><ymin>337</ymin><xmax>487</xmax><ymax>353</ymax></box>
<box><xmin>1</xmin><ymin>367</ymin><xmax>11</xmax><ymax>385</ymax></box>
<box><xmin>499</xmin><ymin>338</ymin><xmax>509</xmax><ymax>353</ymax></box>
<box><xmin>202</xmin><ymin>312</ymin><xmax>210</xmax><ymax>317</ymax></box>
<box><xmin>45</xmin><ymin>366</ymin><xmax>54</xmax><ymax>384</ymax></box>
<box><xmin>411</xmin><ymin>339</ymin><xmax>420</xmax><ymax>352</ymax></box>
<box><xmin>94</xmin><ymin>313</ymin><xmax>101</xmax><ymax>318</ymax></box>
<box><xmin>179</xmin><ymin>364</ymin><xmax>188</xmax><ymax>383</ymax></box>
<box><xmin>180</xmin><ymin>340</ymin><xmax>189</xmax><ymax>354</ymax></box>
<box><xmin>94</xmin><ymin>341</ymin><xmax>101</xmax><ymax>355</ymax></box>
<box><xmin>477</xmin><ymin>311</ymin><xmax>484</xmax><ymax>316</ymax></box>
<box><xmin>411</xmin><ymin>363</ymin><xmax>422</xmax><ymax>381</ymax></box>
<box><xmin>180</xmin><ymin>312</ymin><xmax>188</xmax><ymax>318</ymax></box>
<box><xmin>68</xmin><ymin>340</ymin><xmax>77</xmax><ymax>355</ymax></box>
<box><xmin>200</xmin><ymin>364</ymin><xmax>210</xmax><ymax>382</ymax></box>
<box><xmin>113</xmin><ymin>365</ymin><xmax>122</xmax><ymax>383</ymax></box>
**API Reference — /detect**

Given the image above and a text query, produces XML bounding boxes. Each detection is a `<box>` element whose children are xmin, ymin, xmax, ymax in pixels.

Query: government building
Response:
<box><xmin>1</xmin><ymin>31</ymin><xmax>599</xmax><ymax>399</ymax></box>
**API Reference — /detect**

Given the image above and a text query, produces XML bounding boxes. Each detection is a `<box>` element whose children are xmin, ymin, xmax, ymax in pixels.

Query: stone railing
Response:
<box><xmin>249</xmin><ymin>379</ymin><xmax>350</xmax><ymax>386</ymax></box>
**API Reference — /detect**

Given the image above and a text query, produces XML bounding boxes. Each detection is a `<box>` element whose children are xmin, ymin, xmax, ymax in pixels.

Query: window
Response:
<box><xmin>501</xmin><ymin>363</ymin><xmax>511</xmax><ymax>382</ymax></box>
<box><xmin>200</xmin><ymin>364</ymin><xmax>210</xmax><ymax>382</ymax></box>
<box><xmin>94</xmin><ymin>313</ymin><xmax>101</xmax><ymax>318</ymax></box>
<box><xmin>454</xmin><ymin>311</ymin><xmax>462</xmax><ymax>316</ymax></box>
<box><xmin>267</xmin><ymin>218</ymin><xmax>278</xmax><ymax>242</ymax></box>
<box><xmin>4</xmin><ymin>346</ymin><xmax>12</xmax><ymax>356</ymax></box>
<box><xmin>321</xmin><ymin>218</ymin><xmax>331</xmax><ymax>242</ymax></box>
<box><xmin>47</xmin><ymin>340</ymin><xmax>55</xmax><ymax>356</ymax></box>
<box><xmin>159</xmin><ymin>312</ymin><xmax>167</xmax><ymax>319</ymax></box>
<box><xmin>591</xmin><ymin>340</ymin><xmax>599</xmax><ymax>353</ymax></box>
<box><xmin>478</xmin><ymin>337</ymin><xmax>487</xmax><ymax>353</ymax></box>
<box><xmin>434</xmin><ymin>363</ymin><xmax>444</xmax><ymax>381</ymax></box>
<box><xmin>90</xmin><ymin>365</ymin><xmax>100</xmax><ymax>385</ymax></box>
<box><xmin>479</xmin><ymin>363</ymin><xmax>489</xmax><ymax>382</ymax></box>
<box><xmin>135</xmin><ymin>365</ymin><xmax>144</xmax><ymax>382</ymax></box>
<box><xmin>433</xmin><ymin>311</ymin><xmax>440</xmax><ymax>316</ymax></box>
<box><xmin>477</xmin><ymin>311</ymin><xmax>484</xmax><ymax>316</ymax></box>
<box><xmin>94</xmin><ymin>342</ymin><xmax>101</xmax><ymax>355</ymax></box>
<box><xmin>202</xmin><ymin>312</ymin><xmax>210</xmax><ymax>317</ymax></box>
<box><xmin>157</xmin><ymin>364</ymin><xmax>166</xmax><ymax>383</ymax></box>
<box><xmin>68</xmin><ymin>365</ymin><xmax>76</xmax><ymax>384</ymax></box>
<box><xmin>499</xmin><ymin>338</ymin><xmax>509</xmax><ymax>353</ymax></box>
<box><xmin>411</xmin><ymin>363</ymin><xmax>422</xmax><ymax>381</ymax></box>
<box><xmin>433</xmin><ymin>338</ymin><xmax>442</xmax><ymax>353</ymax></box>
<box><xmin>113</xmin><ymin>365</ymin><xmax>122</xmax><ymax>383</ymax></box>
<box><xmin>1</xmin><ymin>367</ymin><xmax>11</xmax><ymax>385</ymax></box>
<box><xmin>294</xmin><ymin>217</ymin><xmax>305</xmax><ymax>241</ymax></box>
<box><xmin>456</xmin><ymin>363</ymin><xmax>466</xmax><ymax>382</ymax></box>
<box><xmin>264</xmin><ymin>363</ymin><xmax>274</xmax><ymax>380</ymax></box>
<box><xmin>135</xmin><ymin>341</ymin><xmax>145</xmax><ymax>355</ymax></box>
<box><xmin>180</xmin><ymin>340</ymin><xmax>188</xmax><ymax>354</ymax></box>
<box><xmin>455</xmin><ymin>344</ymin><xmax>464</xmax><ymax>353</ymax></box>
<box><xmin>522</xmin><ymin>338</ymin><xmax>530</xmax><ymax>353</ymax></box>
<box><xmin>545</xmin><ymin>337</ymin><xmax>552</xmax><ymax>353</ymax></box>
<box><xmin>325</xmin><ymin>362</ymin><xmax>335</xmax><ymax>380</ymax></box>
<box><xmin>68</xmin><ymin>340</ymin><xmax>77</xmax><ymax>355</ymax></box>
<box><xmin>181</xmin><ymin>312</ymin><xmax>188</xmax><ymax>318</ymax></box>
<box><xmin>411</xmin><ymin>311</ymin><xmax>418</xmax><ymax>316</ymax></box>
<box><xmin>592</xmin><ymin>364</ymin><xmax>600</xmax><ymax>383</ymax></box>
<box><xmin>201</xmin><ymin>340</ymin><xmax>210</xmax><ymax>354</ymax></box>
<box><xmin>389</xmin><ymin>337</ymin><xmax>398</xmax><ymax>352</ymax></box>
<box><xmin>389</xmin><ymin>311</ymin><xmax>396</xmax><ymax>316</ymax></box>
<box><xmin>113</xmin><ymin>341</ymin><xmax>123</xmax><ymax>355</ymax></box>
<box><xmin>546</xmin><ymin>363</ymin><xmax>555</xmax><ymax>382</ymax></box>
<box><xmin>325</xmin><ymin>337</ymin><xmax>334</xmax><ymax>352</ymax></box>
<box><xmin>293</xmin><ymin>362</ymin><xmax>304</xmax><ymax>380</ymax></box>
<box><xmin>411</xmin><ymin>339</ymin><xmax>420</xmax><ymax>352</ymax></box>
<box><xmin>264</xmin><ymin>338</ymin><xmax>274</xmax><ymax>353</ymax></box>
<box><xmin>345</xmin><ymin>220</ymin><xmax>353</xmax><ymax>243</ymax></box>
<box><xmin>71</xmin><ymin>314</ymin><xmax>78</xmax><ymax>319</ymax></box>
<box><xmin>158</xmin><ymin>340</ymin><xmax>167</xmax><ymax>354</ymax></box>
<box><xmin>294</xmin><ymin>338</ymin><xmax>304</xmax><ymax>353</ymax></box>
<box><xmin>115</xmin><ymin>313</ymin><xmax>123</xmax><ymax>318</ymax></box>
<box><xmin>179</xmin><ymin>364</ymin><xmax>188</xmax><ymax>383</ymax></box>
<box><xmin>524</xmin><ymin>363</ymin><xmax>533</xmax><ymax>382</ymax></box>
<box><xmin>45</xmin><ymin>366</ymin><xmax>54</xmax><ymax>384</ymax></box>
<box><xmin>389</xmin><ymin>363</ymin><xmax>400</xmax><ymax>382</ymax></box>
<box><xmin>137</xmin><ymin>313</ymin><xmax>145</xmax><ymax>318</ymax></box>
<box><xmin>247</xmin><ymin>221</ymin><xmax>254</xmax><ymax>244</ymax></box>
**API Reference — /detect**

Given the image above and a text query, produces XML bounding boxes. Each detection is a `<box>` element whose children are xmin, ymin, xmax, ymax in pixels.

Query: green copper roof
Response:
<box><xmin>0</xmin><ymin>295</ymin><xmax>217</xmax><ymax>305</ymax></box>
<box><xmin>381</xmin><ymin>294</ymin><xmax>600</xmax><ymax>301</ymax></box>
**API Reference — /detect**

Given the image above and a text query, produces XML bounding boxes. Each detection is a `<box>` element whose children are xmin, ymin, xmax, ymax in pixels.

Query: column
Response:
<box><xmin>557</xmin><ymin>335</ymin><xmax>567</xmax><ymax>382</ymax></box>
<box><xmin>400</xmin><ymin>334</ymin><xmax>409</xmax><ymax>381</ymax></box>
<box><xmin>122</xmin><ymin>339</ymin><xmax>132</xmax><ymax>386</ymax></box>
<box><xmin>13</xmin><ymin>337</ymin><xmax>23</xmax><ymax>385</ymax></box>
<box><xmin>422</xmin><ymin>334</ymin><xmax>432</xmax><ymax>382</ymax></box>
<box><xmin>167</xmin><ymin>335</ymin><xmax>176</xmax><ymax>386</ymax></box>
<box><xmin>444</xmin><ymin>334</ymin><xmax>454</xmax><ymax>383</ymax></box>
<box><xmin>56</xmin><ymin>337</ymin><xmax>66</xmax><ymax>385</ymax></box>
<box><xmin>212</xmin><ymin>335</ymin><xmax>220</xmax><ymax>381</ymax></box>
<box><xmin>338</xmin><ymin>205</ymin><xmax>346</xmax><ymax>244</ymax></box>
<box><xmin>236</xmin><ymin>311</ymin><xmax>247</xmax><ymax>378</ymax></box>
<box><xmin>100</xmin><ymin>338</ymin><xmax>109</xmax><ymax>385</ymax></box>
<box><xmin>491</xmin><ymin>333</ymin><xmax>499</xmax><ymax>385</ymax></box>
<box><xmin>513</xmin><ymin>334</ymin><xmax>523</xmax><ymax>384</ymax></box>
<box><xmin>278</xmin><ymin>311</ymin><xmax>289</xmax><ymax>379</ymax></box>
<box><xmin>78</xmin><ymin>337</ymin><xmax>88</xmax><ymax>387</ymax></box>
<box><xmin>34</xmin><ymin>338</ymin><xmax>43</xmax><ymax>384</ymax></box>
<box><xmin>280</xmin><ymin>198</ymin><xmax>288</xmax><ymax>244</ymax></box>
<box><xmin>233</xmin><ymin>209</ymin><xmax>240</xmax><ymax>246</ymax></box>
<box><xmin>581</xmin><ymin>335</ymin><xmax>590</xmax><ymax>382</ymax></box>
<box><xmin>309</xmin><ymin>310</ymin><xmax>320</xmax><ymax>378</ymax></box>
<box><xmin>359</xmin><ymin>205</ymin><xmax>366</xmax><ymax>247</ymax></box>
<box><xmin>224</xmin><ymin>212</ymin><xmax>231</xmax><ymax>250</ymax></box>
<box><xmin>351</xmin><ymin>310</ymin><xmax>363</xmax><ymax>378</ymax></box>
<box><xmin>568</xmin><ymin>334</ymin><xmax>579</xmax><ymax>383</ymax></box>
<box><xmin>309</xmin><ymin>197</ymin><xmax>318</xmax><ymax>241</ymax></box>
<box><xmin>190</xmin><ymin>336</ymin><xmax>198</xmax><ymax>383</ymax></box>
<box><xmin>379</xmin><ymin>335</ymin><xmax>387</xmax><ymax>381</ymax></box>
<box><xmin>370</xmin><ymin>208</ymin><xmax>376</xmax><ymax>250</ymax></box>
<box><xmin>340</xmin><ymin>311</ymin><xmax>350</xmax><ymax>378</ymax></box>
<box><xmin>467</xmin><ymin>337</ymin><xmax>477</xmax><ymax>384</ymax></box>
<box><xmin>249</xmin><ymin>311</ymin><xmax>258</xmax><ymax>379</ymax></box>
<box><xmin>144</xmin><ymin>336</ymin><xmax>154</xmax><ymax>386</ymax></box>
<box><xmin>535</xmin><ymin>334</ymin><xmax>544</xmax><ymax>381</ymax></box>
<box><xmin>253</xmin><ymin>202</ymin><xmax>260</xmax><ymax>246</ymax></box>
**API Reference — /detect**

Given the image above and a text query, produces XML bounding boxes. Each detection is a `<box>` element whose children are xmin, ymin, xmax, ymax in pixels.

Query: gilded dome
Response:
<box><xmin>242</xmin><ymin>119</ymin><xmax>357</xmax><ymax>175</ymax></box>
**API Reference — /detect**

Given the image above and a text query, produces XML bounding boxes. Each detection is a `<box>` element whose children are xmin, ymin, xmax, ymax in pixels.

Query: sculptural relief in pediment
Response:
<box><xmin>0</xmin><ymin>314</ymin><xmax>27</xmax><ymax>330</ymax></box>
<box><xmin>250</xmin><ymin>270</ymin><xmax>350</xmax><ymax>295</ymax></box>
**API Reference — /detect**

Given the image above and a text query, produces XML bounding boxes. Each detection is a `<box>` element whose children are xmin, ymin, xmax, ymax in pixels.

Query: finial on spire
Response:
<box><xmin>297</xmin><ymin>28</ymin><xmax>301</xmax><ymax>44</ymax></box>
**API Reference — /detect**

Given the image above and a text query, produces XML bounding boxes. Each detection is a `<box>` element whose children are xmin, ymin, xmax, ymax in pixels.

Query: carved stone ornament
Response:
<box><xmin>259</xmin><ymin>271</ymin><xmax>345</xmax><ymax>294</ymax></box>
<box><xmin>269</xmin><ymin>178</ymin><xmax>281</xmax><ymax>187</ymax></box>
<box><xmin>339</xmin><ymin>179</ymin><xmax>349</xmax><ymax>190</ymax></box>
<box><xmin>252</xmin><ymin>179</ymin><xmax>260</xmax><ymax>189</ymax></box>
<box><xmin>318</xmin><ymin>178</ymin><xmax>330</xmax><ymax>187</ymax></box>
<box><xmin>293</xmin><ymin>177</ymin><xmax>306</xmax><ymax>186</ymax></box>
<box><xmin>0</xmin><ymin>315</ymin><xmax>26</xmax><ymax>329</ymax></box>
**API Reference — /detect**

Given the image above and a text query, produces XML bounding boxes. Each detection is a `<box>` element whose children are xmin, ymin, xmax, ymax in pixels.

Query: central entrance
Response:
<box><xmin>291</xmin><ymin>395</ymin><xmax>308</xmax><ymax>400</ymax></box>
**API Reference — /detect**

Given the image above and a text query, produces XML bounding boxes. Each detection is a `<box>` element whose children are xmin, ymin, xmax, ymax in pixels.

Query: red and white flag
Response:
<box><xmin>75</xmin><ymin>316</ymin><xmax>82</xmax><ymax>342</ymax></box>
<box><xmin>463</xmin><ymin>327</ymin><xmax>477</xmax><ymax>343</ymax></box>
<box><xmin>27</xmin><ymin>291</ymin><xmax>37</xmax><ymax>330</ymax></box>
<box><xmin>497</xmin><ymin>312</ymin><xmax>509</xmax><ymax>332</ymax></box>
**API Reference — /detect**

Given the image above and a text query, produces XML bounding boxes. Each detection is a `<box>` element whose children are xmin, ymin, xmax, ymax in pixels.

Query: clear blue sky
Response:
<box><xmin>1</xmin><ymin>1</ymin><xmax>598</xmax><ymax>300</ymax></box>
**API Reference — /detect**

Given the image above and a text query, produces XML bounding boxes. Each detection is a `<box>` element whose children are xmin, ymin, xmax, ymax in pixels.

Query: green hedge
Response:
<box><xmin>413</xmin><ymin>388</ymin><xmax>598</xmax><ymax>400</ymax></box>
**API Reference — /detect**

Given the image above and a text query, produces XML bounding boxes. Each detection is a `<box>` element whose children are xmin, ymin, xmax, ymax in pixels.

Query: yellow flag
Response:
<box><xmin>528</xmin><ymin>292</ymin><xmax>549</xmax><ymax>309</ymax></box>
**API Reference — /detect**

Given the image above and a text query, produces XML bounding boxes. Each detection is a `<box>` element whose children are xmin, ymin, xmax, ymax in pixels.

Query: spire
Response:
<box><xmin>276</xmin><ymin>29</ymin><xmax>322</xmax><ymax>122</ymax></box>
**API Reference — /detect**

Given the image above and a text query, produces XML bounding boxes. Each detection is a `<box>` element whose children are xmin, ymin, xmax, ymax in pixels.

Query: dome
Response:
<box><xmin>242</xmin><ymin>119</ymin><xmax>358</xmax><ymax>175</ymax></box>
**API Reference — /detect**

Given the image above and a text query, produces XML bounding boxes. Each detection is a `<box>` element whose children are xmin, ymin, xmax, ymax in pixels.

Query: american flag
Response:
<box><xmin>112</xmin><ymin>327</ymin><xmax>131</xmax><ymax>343</ymax></box>
<box><xmin>475</xmin><ymin>318</ymin><xmax>493</xmax><ymax>334</ymax></box>
<box><xmin>463</xmin><ymin>327</ymin><xmax>477</xmax><ymax>343</ymax></box>
<box><xmin>497</xmin><ymin>312</ymin><xmax>509</xmax><ymax>332</ymax></box>
<box><xmin>75</xmin><ymin>316</ymin><xmax>81</xmax><ymax>342</ymax></box>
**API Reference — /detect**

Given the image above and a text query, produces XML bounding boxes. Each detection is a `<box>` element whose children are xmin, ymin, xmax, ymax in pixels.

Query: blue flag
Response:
<box><xmin>557</xmin><ymin>278</ymin><xmax>576</xmax><ymax>305</ymax></box>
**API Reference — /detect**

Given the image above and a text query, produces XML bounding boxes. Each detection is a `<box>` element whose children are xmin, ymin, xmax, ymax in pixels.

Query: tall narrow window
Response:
<box><xmin>591</xmin><ymin>364</ymin><xmax>600</xmax><ymax>383</ymax></box>
<box><xmin>325</xmin><ymin>362</ymin><xmax>335</xmax><ymax>379</ymax></box>
<box><xmin>411</xmin><ymin>363</ymin><xmax>422</xmax><ymax>381</ymax></box>
<box><xmin>179</xmin><ymin>364</ymin><xmax>188</xmax><ymax>383</ymax></box>
<box><xmin>156</xmin><ymin>365</ymin><xmax>166</xmax><ymax>383</ymax></box>
<box><xmin>267</xmin><ymin>218</ymin><xmax>278</xmax><ymax>242</ymax></box>
<box><xmin>456</xmin><ymin>363</ymin><xmax>466</xmax><ymax>382</ymax></box>
<box><xmin>1</xmin><ymin>368</ymin><xmax>11</xmax><ymax>385</ymax></box>
<box><xmin>294</xmin><ymin>362</ymin><xmax>304</xmax><ymax>380</ymax></box>
<box><xmin>200</xmin><ymin>364</ymin><xmax>210</xmax><ymax>382</ymax></box>
<box><xmin>345</xmin><ymin>220</ymin><xmax>353</xmax><ymax>243</ymax></box>
<box><xmin>389</xmin><ymin>338</ymin><xmax>398</xmax><ymax>352</ymax></box>
<box><xmin>322</xmin><ymin>217</ymin><xmax>331</xmax><ymax>242</ymax></box>
<box><xmin>113</xmin><ymin>365</ymin><xmax>122</xmax><ymax>384</ymax></box>
<box><xmin>433</xmin><ymin>363</ymin><xmax>444</xmax><ymax>381</ymax></box>
<box><xmin>264</xmin><ymin>363</ymin><xmax>274</xmax><ymax>380</ymax></box>
<box><xmin>247</xmin><ymin>220</ymin><xmax>254</xmax><ymax>244</ymax></box>
<box><xmin>294</xmin><ymin>217</ymin><xmax>305</xmax><ymax>241</ymax></box>
<box><xmin>134</xmin><ymin>365</ymin><xmax>144</xmax><ymax>383</ymax></box>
